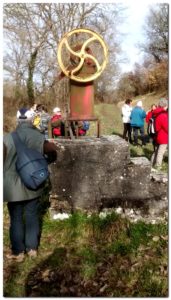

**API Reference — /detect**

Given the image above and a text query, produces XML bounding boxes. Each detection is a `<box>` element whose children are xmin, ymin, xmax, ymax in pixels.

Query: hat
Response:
<box><xmin>137</xmin><ymin>100</ymin><xmax>142</xmax><ymax>107</ymax></box>
<box><xmin>17</xmin><ymin>108</ymin><xmax>35</xmax><ymax>120</ymax></box>
<box><xmin>158</xmin><ymin>98</ymin><xmax>168</xmax><ymax>107</ymax></box>
<box><xmin>17</xmin><ymin>108</ymin><xmax>28</xmax><ymax>119</ymax></box>
<box><xmin>53</xmin><ymin>107</ymin><xmax>61</xmax><ymax>114</ymax></box>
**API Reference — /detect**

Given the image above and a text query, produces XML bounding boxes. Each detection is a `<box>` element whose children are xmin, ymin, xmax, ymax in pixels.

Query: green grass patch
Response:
<box><xmin>4</xmin><ymin>208</ymin><xmax>168</xmax><ymax>297</ymax></box>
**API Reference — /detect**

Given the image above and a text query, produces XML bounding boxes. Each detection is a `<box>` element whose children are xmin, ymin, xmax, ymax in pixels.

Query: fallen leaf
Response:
<box><xmin>153</xmin><ymin>236</ymin><xmax>160</xmax><ymax>242</ymax></box>
<box><xmin>100</xmin><ymin>284</ymin><xmax>108</xmax><ymax>293</ymax></box>
<box><xmin>161</xmin><ymin>235</ymin><xmax>168</xmax><ymax>241</ymax></box>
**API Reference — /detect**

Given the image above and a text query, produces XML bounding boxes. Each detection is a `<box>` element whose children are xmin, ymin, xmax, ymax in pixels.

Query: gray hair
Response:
<box><xmin>158</xmin><ymin>98</ymin><xmax>168</xmax><ymax>107</ymax></box>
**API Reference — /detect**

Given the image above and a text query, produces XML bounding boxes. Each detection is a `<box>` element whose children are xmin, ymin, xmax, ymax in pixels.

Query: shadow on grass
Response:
<box><xmin>3</xmin><ymin>263</ymin><xmax>21</xmax><ymax>297</ymax></box>
<box><xmin>24</xmin><ymin>215</ymin><xmax>168</xmax><ymax>298</ymax></box>
<box><xmin>4</xmin><ymin>211</ymin><xmax>168</xmax><ymax>297</ymax></box>
<box><xmin>25</xmin><ymin>247</ymin><xmax>82</xmax><ymax>297</ymax></box>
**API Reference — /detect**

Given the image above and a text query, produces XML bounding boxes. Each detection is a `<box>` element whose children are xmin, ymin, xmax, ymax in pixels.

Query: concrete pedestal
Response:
<box><xmin>49</xmin><ymin>136</ymin><xmax>167</xmax><ymax>215</ymax></box>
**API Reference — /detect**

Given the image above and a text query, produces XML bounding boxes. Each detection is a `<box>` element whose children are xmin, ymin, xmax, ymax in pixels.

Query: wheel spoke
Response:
<box><xmin>64</xmin><ymin>39</ymin><xmax>82</xmax><ymax>58</ymax></box>
<box><xmin>71</xmin><ymin>57</ymin><xmax>85</xmax><ymax>75</ymax></box>
<box><xmin>84</xmin><ymin>53</ymin><xmax>101</xmax><ymax>72</ymax></box>
<box><xmin>81</xmin><ymin>36</ymin><xmax>97</xmax><ymax>53</ymax></box>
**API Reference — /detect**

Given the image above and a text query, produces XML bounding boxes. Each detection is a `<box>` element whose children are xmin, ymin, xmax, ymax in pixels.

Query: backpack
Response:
<box><xmin>147</xmin><ymin>116</ymin><xmax>156</xmax><ymax>137</ymax></box>
<box><xmin>53</xmin><ymin>127</ymin><xmax>61</xmax><ymax>136</ymax></box>
<box><xmin>147</xmin><ymin>111</ymin><xmax>166</xmax><ymax>137</ymax></box>
<box><xmin>11</xmin><ymin>131</ymin><xmax>49</xmax><ymax>191</ymax></box>
<box><xmin>82</xmin><ymin>121</ymin><xmax>90</xmax><ymax>131</ymax></box>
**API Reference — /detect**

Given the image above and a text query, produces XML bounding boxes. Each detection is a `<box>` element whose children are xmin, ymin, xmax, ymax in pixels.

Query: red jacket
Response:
<box><xmin>146</xmin><ymin>110</ymin><xmax>153</xmax><ymax>123</ymax></box>
<box><xmin>78</xmin><ymin>129</ymin><xmax>86</xmax><ymax>136</ymax></box>
<box><xmin>153</xmin><ymin>107</ymin><xmax>168</xmax><ymax>144</ymax></box>
<box><xmin>51</xmin><ymin>114</ymin><xmax>62</xmax><ymax>136</ymax></box>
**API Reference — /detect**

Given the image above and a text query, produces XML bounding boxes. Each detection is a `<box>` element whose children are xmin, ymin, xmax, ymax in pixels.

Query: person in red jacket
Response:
<box><xmin>151</xmin><ymin>98</ymin><xmax>168</xmax><ymax>170</ymax></box>
<box><xmin>51</xmin><ymin>107</ymin><xmax>63</xmax><ymax>137</ymax></box>
<box><xmin>146</xmin><ymin>104</ymin><xmax>157</xmax><ymax>147</ymax></box>
<box><xmin>146</xmin><ymin>104</ymin><xmax>157</xmax><ymax>124</ymax></box>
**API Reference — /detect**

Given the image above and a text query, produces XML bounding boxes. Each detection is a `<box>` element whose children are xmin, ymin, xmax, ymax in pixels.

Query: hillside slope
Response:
<box><xmin>89</xmin><ymin>91</ymin><xmax>167</xmax><ymax>136</ymax></box>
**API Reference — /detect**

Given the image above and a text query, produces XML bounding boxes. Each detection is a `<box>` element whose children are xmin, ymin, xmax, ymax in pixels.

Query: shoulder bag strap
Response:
<box><xmin>11</xmin><ymin>131</ymin><xmax>25</xmax><ymax>153</ymax></box>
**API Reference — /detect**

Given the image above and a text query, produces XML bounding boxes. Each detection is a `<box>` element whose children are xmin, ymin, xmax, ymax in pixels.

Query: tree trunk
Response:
<box><xmin>27</xmin><ymin>49</ymin><xmax>38</xmax><ymax>106</ymax></box>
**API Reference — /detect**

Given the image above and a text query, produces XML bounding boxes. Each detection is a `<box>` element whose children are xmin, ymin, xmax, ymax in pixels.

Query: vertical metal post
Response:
<box><xmin>75</xmin><ymin>122</ymin><xmax>79</xmax><ymax>138</ymax></box>
<box><xmin>48</xmin><ymin>121</ymin><xmax>52</xmax><ymax>139</ymax></box>
<box><xmin>97</xmin><ymin>119</ymin><xmax>100</xmax><ymax>138</ymax></box>
<box><xmin>64</xmin><ymin>120</ymin><xmax>68</xmax><ymax>137</ymax></box>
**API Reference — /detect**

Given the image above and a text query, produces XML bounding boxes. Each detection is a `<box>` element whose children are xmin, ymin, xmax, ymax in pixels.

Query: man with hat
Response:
<box><xmin>3</xmin><ymin>108</ymin><xmax>58</xmax><ymax>261</ymax></box>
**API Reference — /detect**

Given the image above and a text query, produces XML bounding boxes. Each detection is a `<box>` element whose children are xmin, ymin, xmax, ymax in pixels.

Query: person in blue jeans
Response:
<box><xmin>130</xmin><ymin>100</ymin><xmax>146</xmax><ymax>146</ymax></box>
<box><xmin>4</xmin><ymin>108</ymin><xmax>58</xmax><ymax>262</ymax></box>
<box><xmin>7</xmin><ymin>198</ymin><xmax>40</xmax><ymax>258</ymax></box>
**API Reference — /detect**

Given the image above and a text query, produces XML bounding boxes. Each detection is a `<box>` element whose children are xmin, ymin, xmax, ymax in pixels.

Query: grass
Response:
<box><xmin>3</xmin><ymin>208</ymin><xmax>168</xmax><ymax>297</ymax></box>
<box><xmin>3</xmin><ymin>91</ymin><xmax>168</xmax><ymax>297</ymax></box>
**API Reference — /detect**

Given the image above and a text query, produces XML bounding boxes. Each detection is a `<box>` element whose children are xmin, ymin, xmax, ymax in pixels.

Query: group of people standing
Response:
<box><xmin>16</xmin><ymin>103</ymin><xmax>90</xmax><ymax>139</ymax></box>
<box><xmin>121</xmin><ymin>97</ymin><xmax>168</xmax><ymax>170</ymax></box>
<box><xmin>50</xmin><ymin>107</ymin><xmax>90</xmax><ymax>138</ymax></box>
<box><xmin>17</xmin><ymin>103</ymin><xmax>51</xmax><ymax>139</ymax></box>
<box><xmin>122</xmin><ymin>99</ymin><xmax>146</xmax><ymax>145</ymax></box>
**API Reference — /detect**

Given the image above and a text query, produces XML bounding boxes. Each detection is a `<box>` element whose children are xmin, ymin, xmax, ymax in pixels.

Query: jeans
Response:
<box><xmin>123</xmin><ymin>123</ymin><xmax>132</xmax><ymax>142</ymax></box>
<box><xmin>132</xmin><ymin>126</ymin><xmax>145</xmax><ymax>145</ymax></box>
<box><xmin>7</xmin><ymin>198</ymin><xmax>40</xmax><ymax>255</ymax></box>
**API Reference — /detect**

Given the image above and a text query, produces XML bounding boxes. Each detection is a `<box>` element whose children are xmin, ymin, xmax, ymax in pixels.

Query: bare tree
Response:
<box><xmin>140</xmin><ymin>4</ymin><xmax>168</xmax><ymax>63</ymax></box>
<box><xmin>4</xmin><ymin>4</ymin><xmax>53</xmax><ymax>105</ymax></box>
<box><xmin>3</xmin><ymin>3</ymin><xmax>126</xmax><ymax>108</ymax></box>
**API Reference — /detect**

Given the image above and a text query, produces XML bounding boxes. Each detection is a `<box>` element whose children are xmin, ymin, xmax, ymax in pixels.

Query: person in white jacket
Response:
<box><xmin>121</xmin><ymin>98</ymin><xmax>133</xmax><ymax>143</ymax></box>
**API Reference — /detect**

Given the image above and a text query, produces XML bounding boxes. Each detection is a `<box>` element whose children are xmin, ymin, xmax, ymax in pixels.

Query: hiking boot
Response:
<box><xmin>6</xmin><ymin>252</ymin><xmax>25</xmax><ymax>262</ymax></box>
<box><xmin>27</xmin><ymin>249</ymin><xmax>38</xmax><ymax>258</ymax></box>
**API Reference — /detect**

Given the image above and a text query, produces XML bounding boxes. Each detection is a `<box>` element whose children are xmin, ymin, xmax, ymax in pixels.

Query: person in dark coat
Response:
<box><xmin>3</xmin><ymin>109</ymin><xmax>58</xmax><ymax>262</ymax></box>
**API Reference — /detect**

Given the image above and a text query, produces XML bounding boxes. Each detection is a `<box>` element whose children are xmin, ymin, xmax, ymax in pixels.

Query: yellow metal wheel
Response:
<box><xmin>57</xmin><ymin>28</ymin><xmax>108</xmax><ymax>83</ymax></box>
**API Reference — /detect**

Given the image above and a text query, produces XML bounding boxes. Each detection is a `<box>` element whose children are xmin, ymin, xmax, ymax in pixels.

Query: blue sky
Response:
<box><xmin>119</xmin><ymin>2</ymin><xmax>151</xmax><ymax>72</ymax></box>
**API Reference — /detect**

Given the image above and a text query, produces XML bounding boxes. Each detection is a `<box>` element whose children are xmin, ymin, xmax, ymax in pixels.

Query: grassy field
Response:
<box><xmin>3</xmin><ymin>91</ymin><xmax>168</xmax><ymax>297</ymax></box>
